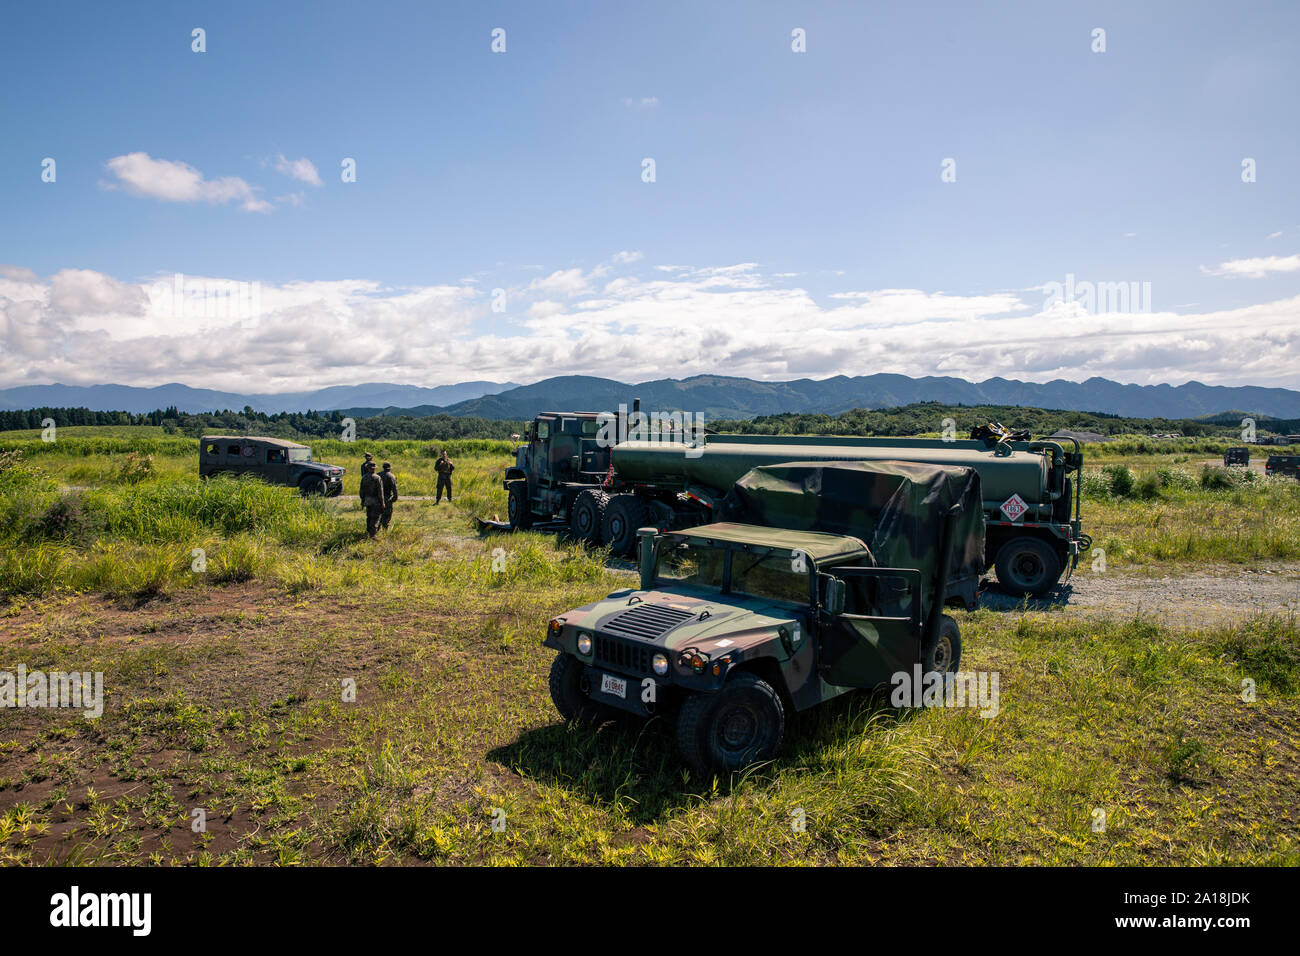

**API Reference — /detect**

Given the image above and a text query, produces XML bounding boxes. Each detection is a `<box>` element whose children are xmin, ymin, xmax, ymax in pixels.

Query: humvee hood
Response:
<box><xmin>569</xmin><ymin>588</ymin><xmax>800</xmax><ymax>652</ymax></box>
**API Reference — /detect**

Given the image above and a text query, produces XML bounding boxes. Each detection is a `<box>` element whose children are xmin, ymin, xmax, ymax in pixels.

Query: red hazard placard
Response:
<box><xmin>1000</xmin><ymin>493</ymin><xmax>1028</xmax><ymax>522</ymax></box>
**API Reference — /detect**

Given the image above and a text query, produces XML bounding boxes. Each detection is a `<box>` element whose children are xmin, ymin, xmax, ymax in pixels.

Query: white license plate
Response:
<box><xmin>599</xmin><ymin>674</ymin><xmax>627</xmax><ymax>699</ymax></box>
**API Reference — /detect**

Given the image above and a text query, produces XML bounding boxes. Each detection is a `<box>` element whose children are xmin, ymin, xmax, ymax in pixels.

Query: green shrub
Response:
<box><xmin>1200</xmin><ymin>466</ymin><xmax>1235</xmax><ymax>490</ymax></box>
<box><xmin>1133</xmin><ymin>473</ymin><xmax>1160</xmax><ymax>500</ymax></box>
<box><xmin>0</xmin><ymin>544</ymin><xmax>64</xmax><ymax>596</ymax></box>
<box><xmin>1102</xmin><ymin>464</ymin><xmax>1135</xmax><ymax>497</ymax></box>
<box><xmin>210</xmin><ymin>537</ymin><xmax>264</xmax><ymax>584</ymax></box>
<box><xmin>119</xmin><ymin>453</ymin><xmax>155</xmax><ymax>484</ymax></box>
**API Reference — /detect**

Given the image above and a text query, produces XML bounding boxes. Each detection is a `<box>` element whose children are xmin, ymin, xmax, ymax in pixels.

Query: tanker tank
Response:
<box><xmin>612</xmin><ymin>435</ymin><xmax>1050</xmax><ymax>513</ymax></box>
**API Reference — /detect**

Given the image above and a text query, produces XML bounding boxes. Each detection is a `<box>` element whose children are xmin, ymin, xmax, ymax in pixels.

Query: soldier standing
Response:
<box><xmin>435</xmin><ymin>449</ymin><xmax>455</xmax><ymax>504</ymax></box>
<box><xmin>379</xmin><ymin>461</ymin><xmax>399</xmax><ymax>530</ymax></box>
<box><xmin>359</xmin><ymin>460</ymin><xmax>384</xmax><ymax>538</ymax></box>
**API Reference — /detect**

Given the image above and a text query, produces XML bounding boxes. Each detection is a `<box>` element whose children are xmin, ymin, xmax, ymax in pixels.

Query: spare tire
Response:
<box><xmin>601</xmin><ymin>494</ymin><xmax>653</xmax><ymax>556</ymax></box>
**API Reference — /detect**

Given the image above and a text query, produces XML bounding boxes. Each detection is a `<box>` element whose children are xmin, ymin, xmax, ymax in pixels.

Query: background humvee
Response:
<box><xmin>199</xmin><ymin>435</ymin><xmax>344</xmax><ymax>495</ymax></box>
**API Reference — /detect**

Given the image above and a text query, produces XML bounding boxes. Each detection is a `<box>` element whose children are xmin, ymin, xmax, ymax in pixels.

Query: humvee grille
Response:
<box><xmin>603</xmin><ymin>603</ymin><xmax>695</xmax><ymax>640</ymax></box>
<box><xmin>594</xmin><ymin>635</ymin><xmax>651</xmax><ymax>675</ymax></box>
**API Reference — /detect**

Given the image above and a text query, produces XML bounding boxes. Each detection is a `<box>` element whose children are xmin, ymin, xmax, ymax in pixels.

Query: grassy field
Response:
<box><xmin>0</xmin><ymin>431</ymin><xmax>1296</xmax><ymax>864</ymax></box>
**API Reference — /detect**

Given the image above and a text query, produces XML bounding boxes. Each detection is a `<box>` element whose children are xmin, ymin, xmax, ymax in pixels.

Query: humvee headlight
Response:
<box><xmin>576</xmin><ymin>633</ymin><xmax>593</xmax><ymax>655</ymax></box>
<box><xmin>652</xmin><ymin>653</ymin><xmax>668</xmax><ymax>676</ymax></box>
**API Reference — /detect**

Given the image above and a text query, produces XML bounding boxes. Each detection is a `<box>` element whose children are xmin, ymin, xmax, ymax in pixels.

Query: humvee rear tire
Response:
<box><xmin>548</xmin><ymin>652</ymin><xmax>615</xmax><ymax>723</ymax></box>
<box><xmin>677</xmin><ymin>673</ymin><xmax>786</xmax><ymax>775</ymax></box>
<box><xmin>995</xmin><ymin>536</ymin><xmax>1061</xmax><ymax>596</ymax></box>
<box><xmin>507</xmin><ymin>482</ymin><xmax>532</xmax><ymax>530</ymax></box>
<box><xmin>570</xmin><ymin>489</ymin><xmax>608</xmax><ymax>545</ymax></box>
<box><xmin>300</xmin><ymin>477</ymin><xmax>327</xmax><ymax>497</ymax></box>
<box><xmin>923</xmin><ymin>615</ymin><xmax>962</xmax><ymax>675</ymax></box>
<box><xmin>602</xmin><ymin>494</ymin><xmax>653</xmax><ymax>556</ymax></box>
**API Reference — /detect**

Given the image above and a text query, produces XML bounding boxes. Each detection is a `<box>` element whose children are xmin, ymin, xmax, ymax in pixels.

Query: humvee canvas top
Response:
<box><xmin>668</xmin><ymin>522</ymin><xmax>871</xmax><ymax>564</ymax></box>
<box><xmin>200</xmin><ymin>435</ymin><xmax>309</xmax><ymax>450</ymax></box>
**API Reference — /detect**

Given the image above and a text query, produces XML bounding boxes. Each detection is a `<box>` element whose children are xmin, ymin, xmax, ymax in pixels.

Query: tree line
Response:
<box><xmin>0</xmin><ymin>406</ymin><xmax>523</xmax><ymax>441</ymax></box>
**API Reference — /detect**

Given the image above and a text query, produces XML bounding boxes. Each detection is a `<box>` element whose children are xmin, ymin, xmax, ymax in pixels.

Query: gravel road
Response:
<box><xmin>982</xmin><ymin>564</ymin><xmax>1300</xmax><ymax>625</ymax></box>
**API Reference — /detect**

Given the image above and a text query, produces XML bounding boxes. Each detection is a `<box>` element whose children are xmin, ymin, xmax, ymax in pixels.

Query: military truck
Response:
<box><xmin>501</xmin><ymin>404</ymin><xmax>1088</xmax><ymax>596</ymax></box>
<box><xmin>199</xmin><ymin>436</ymin><xmax>344</xmax><ymax>495</ymax></box>
<box><xmin>544</xmin><ymin>460</ymin><xmax>984</xmax><ymax>774</ymax></box>
<box><xmin>1224</xmin><ymin>447</ymin><xmax>1251</xmax><ymax>467</ymax></box>
<box><xmin>500</xmin><ymin>410</ymin><xmax>614</xmax><ymax>537</ymax></box>
<box><xmin>1265</xmin><ymin>454</ymin><xmax>1300</xmax><ymax>479</ymax></box>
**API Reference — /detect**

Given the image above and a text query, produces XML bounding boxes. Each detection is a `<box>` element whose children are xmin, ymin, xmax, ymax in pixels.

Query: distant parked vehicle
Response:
<box><xmin>1223</xmin><ymin>447</ymin><xmax>1250</xmax><ymax>467</ymax></box>
<box><xmin>1264</xmin><ymin>455</ymin><xmax>1300</xmax><ymax>480</ymax></box>
<box><xmin>199</xmin><ymin>435</ymin><xmax>344</xmax><ymax>496</ymax></box>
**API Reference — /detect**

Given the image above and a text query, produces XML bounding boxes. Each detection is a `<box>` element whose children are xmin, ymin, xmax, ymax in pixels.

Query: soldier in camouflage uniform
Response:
<box><xmin>359</xmin><ymin>460</ymin><xmax>384</xmax><ymax>538</ymax></box>
<box><xmin>379</xmin><ymin>461</ymin><xmax>399</xmax><ymax>530</ymax></box>
<box><xmin>435</xmin><ymin>450</ymin><xmax>454</xmax><ymax>504</ymax></box>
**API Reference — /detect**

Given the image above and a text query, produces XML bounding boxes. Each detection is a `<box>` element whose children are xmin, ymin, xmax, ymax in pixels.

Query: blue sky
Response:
<box><xmin>1</xmin><ymin>0</ymin><xmax>1298</xmax><ymax>392</ymax></box>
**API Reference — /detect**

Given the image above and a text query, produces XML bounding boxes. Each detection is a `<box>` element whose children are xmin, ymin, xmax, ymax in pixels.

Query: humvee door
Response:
<box><xmin>818</xmin><ymin>566</ymin><xmax>923</xmax><ymax>689</ymax></box>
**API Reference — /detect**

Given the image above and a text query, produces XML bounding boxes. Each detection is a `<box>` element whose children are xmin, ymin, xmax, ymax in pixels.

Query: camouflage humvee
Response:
<box><xmin>544</xmin><ymin>461</ymin><xmax>984</xmax><ymax>774</ymax></box>
<box><xmin>1223</xmin><ymin>447</ymin><xmax>1250</xmax><ymax>467</ymax></box>
<box><xmin>199</xmin><ymin>435</ymin><xmax>344</xmax><ymax>496</ymax></box>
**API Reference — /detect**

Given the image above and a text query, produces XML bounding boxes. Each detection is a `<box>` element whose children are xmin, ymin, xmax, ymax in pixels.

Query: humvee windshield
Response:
<box><xmin>655</xmin><ymin>540</ymin><xmax>808</xmax><ymax>604</ymax></box>
<box><xmin>288</xmin><ymin>448</ymin><xmax>312</xmax><ymax>463</ymax></box>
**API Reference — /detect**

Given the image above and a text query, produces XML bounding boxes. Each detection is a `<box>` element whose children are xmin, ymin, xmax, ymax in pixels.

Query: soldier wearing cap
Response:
<box><xmin>359</xmin><ymin>459</ymin><xmax>384</xmax><ymax>538</ymax></box>
<box><xmin>379</xmin><ymin>461</ymin><xmax>399</xmax><ymax>530</ymax></box>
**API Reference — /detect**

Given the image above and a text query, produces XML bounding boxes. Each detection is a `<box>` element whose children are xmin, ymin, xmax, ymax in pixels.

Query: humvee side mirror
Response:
<box><xmin>823</xmin><ymin>576</ymin><xmax>845</xmax><ymax>616</ymax></box>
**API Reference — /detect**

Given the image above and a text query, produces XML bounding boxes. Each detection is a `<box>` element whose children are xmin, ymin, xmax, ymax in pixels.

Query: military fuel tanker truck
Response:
<box><xmin>502</xmin><ymin>407</ymin><xmax>1090</xmax><ymax>596</ymax></box>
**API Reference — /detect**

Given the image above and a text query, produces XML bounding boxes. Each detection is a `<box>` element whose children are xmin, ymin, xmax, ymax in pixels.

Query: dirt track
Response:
<box><xmin>982</xmin><ymin>563</ymin><xmax>1300</xmax><ymax>625</ymax></box>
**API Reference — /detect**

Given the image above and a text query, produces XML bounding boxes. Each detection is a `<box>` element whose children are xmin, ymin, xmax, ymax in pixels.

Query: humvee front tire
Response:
<box><xmin>300</xmin><ymin>476</ymin><xmax>327</xmax><ymax>497</ymax></box>
<box><xmin>923</xmin><ymin>615</ymin><xmax>962</xmax><ymax>674</ymax></box>
<box><xmin>548</xmin><ymin>652</ymin><xmax>615</xmax><ymax>723</ymax></box>
<box><xmin>570</xmin><ymin>489</ymin><xmax>607</xmax><ymax>545</ymax></box>
<box><xmin>507</xmin><ymin>482</ymin><xmax>533</xmax><ymax>530</ymax></box>
<box><xmin>677</xmin><ymin>673</ymin><xmax>786</xmax><ymax>775</ymax></box>
<box><xmin>602</xmin><ymin>494</ymin><xmax>653</xmax><ymax>556</ymax></box>
<box><xmin>995</xmin><ymin>536</ymin><xmax>1061</xmax><ymax>596</ymax></box>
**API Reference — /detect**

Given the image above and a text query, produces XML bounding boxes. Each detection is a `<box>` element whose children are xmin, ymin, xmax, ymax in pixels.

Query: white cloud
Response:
<box><xmin>621</xmin><ymin>96</ymin><xmax>659</xmax><ymax>110</ymax></box>
<box><xmin>613</xmin><ymin>250</ymin><xmax>643</xmax><ymax>264</ymax></box>
<box><xmin>1201</xmin><ymin>254</ymin><xmax>1300</xmax><ymax>279</ymax></box>
<box><xmin>272</xmin><ymin>154</ymin><xmax>322</xmax><ymax>187</ymax></box>
<box><xmin>1268</xmin><ymin>231</ymin><xmax>1283</xmax><ymax>239</ymax></box>
<box><xmin>3</xmin><ymin>259</ymin><xmax>1299</xmax><ymax>392</ymax></box>
<box><xmin>103</xmin><ymin>153</ymin><xmax>271</xmax><ymax>213</ymax></box>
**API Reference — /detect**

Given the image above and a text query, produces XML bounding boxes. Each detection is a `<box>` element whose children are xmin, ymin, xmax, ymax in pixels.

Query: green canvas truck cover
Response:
<box><xmin>722</xmin><ymin>460</ymin><xmax>986</xmax><ymax>607</ymax></box>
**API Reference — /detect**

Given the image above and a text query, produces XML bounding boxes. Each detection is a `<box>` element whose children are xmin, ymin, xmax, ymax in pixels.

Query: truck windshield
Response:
<box><xmin>655</xmin><ymin>542</ymin><xmax>807</xmax><ymax>604</ymax></box>
<box><xmin>288</xmin><ymin>448</ymin><xmax>312</xmax><ymax>462</ymax></box>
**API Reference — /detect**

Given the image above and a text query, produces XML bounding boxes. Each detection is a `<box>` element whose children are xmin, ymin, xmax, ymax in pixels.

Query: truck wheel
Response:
<box><xmin>300</xmin><ymin>477</ymin><xmax>327</xmax><ymax>497</ymax></box>
<box><xmin>507</xmin><ymin>482</ymin><xmax>532</xmax><ymax>530</ymax></box>
<box><xmin>569</xmin><ymin>489</ymin><xmax>607</xmax><ymax>545</ymax></box>
<box><xmin>601</xmin><ymin>494</ymin><xmax>652</xmax><ymax>556</ymax></box>
<box><xmin>548</xmin><ymin>653</ymin><xmax>614</xmax><ymax>723</ymax></box>
<box><xmin>676</xmin><ymin>673</ymin><xmax>786</xmax><ymax>775</ymax></box>
<box><xmin>923</xmin><ymin>615</ymin><xmax>962</xmax><ymax>674</ymax></box>
<box><xmin>995</xmin><ymin>536</ymin><xmax>1061</xmax><ymax>596</ymax></box>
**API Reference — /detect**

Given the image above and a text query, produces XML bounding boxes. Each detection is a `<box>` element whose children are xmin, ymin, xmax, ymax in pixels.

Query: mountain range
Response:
<box><xmin>0</xmin><ymin>381</ymin><xmax>520</xmax><ymax>415</ymax></box>
<box><xmin>3</xmin><ymin>374</ymin><xmax>1299</xmax><ymax>421</ymax></box>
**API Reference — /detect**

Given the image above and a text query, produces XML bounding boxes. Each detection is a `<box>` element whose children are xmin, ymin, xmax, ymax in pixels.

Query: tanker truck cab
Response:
<box><xmin>544</xmin><ymin>522</ymin><xmax>964</xmax><ymax>775</ymax></box>
<box><xmin>503</xmin><ymin>412</ymin><xmax>612</xmax><ymax>531</ymax></box>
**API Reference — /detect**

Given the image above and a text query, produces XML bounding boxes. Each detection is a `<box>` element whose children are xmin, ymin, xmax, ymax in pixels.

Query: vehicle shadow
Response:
<box><xmin>977</xmin><ymin>582</ymin><xmax>1076</xmax><ymax>612</ymax></box>
<box><xmin>488</xmin><ymin>690</ymin><xmax>920</xmax><ymax>825</ymax></box>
